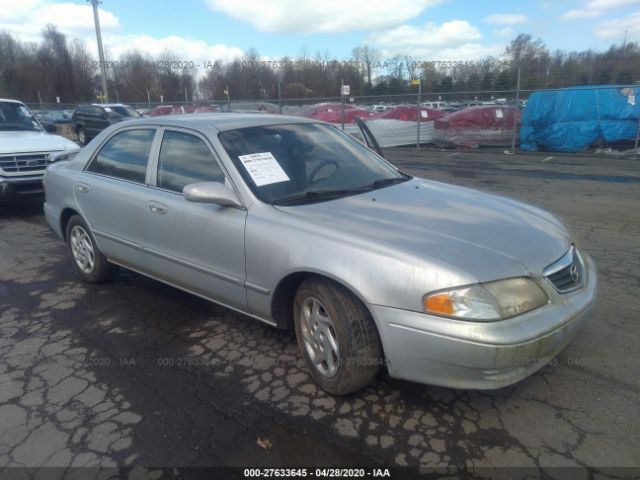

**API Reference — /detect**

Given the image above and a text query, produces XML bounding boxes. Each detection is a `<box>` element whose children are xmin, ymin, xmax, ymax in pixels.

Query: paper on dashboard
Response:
<box><xmin>238</xmin><ymin>152</ymin><xmax>290</xmax><ymax>187</ymax></box>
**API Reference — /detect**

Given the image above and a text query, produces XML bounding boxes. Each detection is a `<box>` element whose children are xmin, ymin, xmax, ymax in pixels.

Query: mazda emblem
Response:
<box><xmin>570</xmin><ymin>263</ymin><xmax>579</xmax><ymax>282</ymax></box>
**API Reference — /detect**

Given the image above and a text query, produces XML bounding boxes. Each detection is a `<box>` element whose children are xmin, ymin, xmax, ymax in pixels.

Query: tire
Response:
<box><xmin>294</xmin><ymin>277</ymin><xmax>382</xmax><ymax>395</ymax></box>
<box><xmin>65</xmin><ymin>215</ymin><xmax>115</xmax><ymax>283</ymax></box>
<box><xmin>77</xmin><ymin>127</ymin><xmax>87</xmax><ymax>145</ymax></box>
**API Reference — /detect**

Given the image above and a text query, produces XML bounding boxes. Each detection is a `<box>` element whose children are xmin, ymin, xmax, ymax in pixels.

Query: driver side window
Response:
<box><xmin>157</xmin><ymin>130</ymin><xmax>225</xmax><ymax>194</ymax></box>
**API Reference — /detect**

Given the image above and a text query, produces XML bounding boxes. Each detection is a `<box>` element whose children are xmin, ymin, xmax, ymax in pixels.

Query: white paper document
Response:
<box><xmin>238</xmin><ymin>152</ymin><xmax>290</xmax><ymax>187</ymax></box>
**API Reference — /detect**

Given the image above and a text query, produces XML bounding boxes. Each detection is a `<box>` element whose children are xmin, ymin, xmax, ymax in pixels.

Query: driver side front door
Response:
<box><xmin>141</xmin><ymin>128</ymin><xmax>248</xmax><ymax>311</ymax></box>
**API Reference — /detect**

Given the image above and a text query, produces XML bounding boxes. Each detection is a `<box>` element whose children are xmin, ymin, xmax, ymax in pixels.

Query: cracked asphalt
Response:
<box><xmin>0</xmin><ymin>149</ymin><xmax>639</xmax><ymax>479</ymax></box>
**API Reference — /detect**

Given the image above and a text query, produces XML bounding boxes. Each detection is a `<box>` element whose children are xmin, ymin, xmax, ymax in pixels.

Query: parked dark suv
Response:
<box><xmin>72</xmin><ymin>104</ymin><xmax>141</xmax><ymax>145</ymax></box>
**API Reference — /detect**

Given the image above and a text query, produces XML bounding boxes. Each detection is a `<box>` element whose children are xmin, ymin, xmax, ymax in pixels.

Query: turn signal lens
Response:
<box><xmin>424</xmin><ymin>293</ymin><xmax>455</xmax><ymax>316</ymax></box>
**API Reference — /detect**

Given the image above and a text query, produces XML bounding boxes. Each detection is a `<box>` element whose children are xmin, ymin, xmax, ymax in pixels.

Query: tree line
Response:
<box><xmin>0</xmin><ymin>25</ymin><xmax>638</xmax><ymax>105</ymax></box>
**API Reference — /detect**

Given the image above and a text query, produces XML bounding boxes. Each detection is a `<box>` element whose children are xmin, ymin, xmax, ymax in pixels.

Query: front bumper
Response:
<box><xmin>370</xmin><ymin>255</ymin><xmax>598</xmax><ymax>389</ymax></box>
<box><xmin>0</xmin><ymin>174</ymin><xmax>44</xmax><ymax>199</ymax></box>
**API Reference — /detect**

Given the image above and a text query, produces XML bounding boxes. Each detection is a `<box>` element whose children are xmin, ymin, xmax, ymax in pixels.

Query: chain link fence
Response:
<box><xmin>25</xmin><ymin>84</ymin><xmax>640</xmax><ymax>155</ymax></box>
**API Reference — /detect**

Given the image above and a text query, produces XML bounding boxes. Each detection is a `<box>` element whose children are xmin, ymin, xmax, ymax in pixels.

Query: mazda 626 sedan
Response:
<box><xmin>43</xmin><ymin>114</ymin><xmax>597</xmax><ymax>395</ymax></box>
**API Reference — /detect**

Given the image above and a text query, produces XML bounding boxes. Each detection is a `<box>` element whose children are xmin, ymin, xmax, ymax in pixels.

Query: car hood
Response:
<box><xmin>0</xmin><ymin>131</ymin><xmax>78</xmax><ymax>154</ymax></box>
<box><xmin>276</xmin><ymin>178</ymin><xmax>572</xmax><ymax>282</ymax></box>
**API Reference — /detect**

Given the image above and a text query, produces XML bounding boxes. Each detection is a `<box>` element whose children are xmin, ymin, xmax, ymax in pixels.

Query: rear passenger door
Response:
<box><xmin>87</xmin><ymin>107</ymin><xmax>104</xmax><ymax>137</ymax></box>
<box><xmin>96</xmin><ymin>106</ymin><xmax>110</xmax><ymax>132</ymax></box>
<box><xmin>142</xmin><ymin>128</ymin><xmax>248</xmax><ymax>311</ymax></box>
<box><xmin>75</xmin><ymin>128</ymin><xmax>158</xmax><ymax>266</ymax></box>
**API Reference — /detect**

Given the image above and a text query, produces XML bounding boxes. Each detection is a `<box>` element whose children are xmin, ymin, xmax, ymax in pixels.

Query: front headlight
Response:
<box><xmin>423</xmin><ymin>277</ymin><xmax>548</xmax><ymax>321</ymax></box>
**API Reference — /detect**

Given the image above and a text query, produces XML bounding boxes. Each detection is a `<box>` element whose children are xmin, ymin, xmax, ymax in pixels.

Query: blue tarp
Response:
<box><xmin>520</xmin><ymin>85</ymin><xmax>640</xmax><ymax>152</ymax></box>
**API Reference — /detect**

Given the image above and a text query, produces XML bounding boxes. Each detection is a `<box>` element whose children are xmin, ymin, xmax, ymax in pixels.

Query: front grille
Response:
<box><xmin>544</xmin><ymin>246</ymin><xmax>584</xmax><ymax>293</ymax></box>
<box><xmin>0</xmin><ymin>152</ymin><xmax>58</xmax><ymax>176</ymax></box>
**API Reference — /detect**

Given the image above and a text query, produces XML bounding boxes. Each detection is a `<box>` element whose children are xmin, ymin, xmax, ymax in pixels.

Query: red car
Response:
<box><xmin>433</xmin><ymin>106</ymin><xmax>521</xmax><ymax>147</ymax></box>
<box><xmin>292</xmin><ymin>102</ymin><xmax>375</xmax><ymax>124</ymax></box>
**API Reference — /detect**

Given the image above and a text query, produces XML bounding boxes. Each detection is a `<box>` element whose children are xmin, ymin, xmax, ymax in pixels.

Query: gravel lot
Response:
<box><xmin>1</xmin><ymin>149</ymin><xmax>639</xmax><ymax>478</ymax></box>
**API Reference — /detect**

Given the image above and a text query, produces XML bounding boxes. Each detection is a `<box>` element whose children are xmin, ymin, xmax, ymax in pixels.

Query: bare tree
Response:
<box><xmin>68</xmin><ymin>39</ymin><xmax>96</xmax><ymax>101</ymax></box>
<box><xmin>352</xmin><ymin>45</ymin><xmax>382</xmax><ymax>88</ymax></box>
<box><xmin>39</xmin><ymin>25</ymin><xmax>75</xmax><ymax>102</ymax></box>
<box><xmin>0</xmin><ymin>27</ymin><xmax>638</xmax><ymax>105</ymax></box>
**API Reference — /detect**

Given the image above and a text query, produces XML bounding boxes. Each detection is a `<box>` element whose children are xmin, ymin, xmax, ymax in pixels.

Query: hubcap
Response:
<box><xmin>70</xmin><ymin>225</ymin><xmax>95</xmax><ymax>274</ymax></box>
<box><xmin>78</xmin><ymin>130</ymin><xmax>85</xmax><ymax>143</ymax></box>
<box><xmin>300</xmin><ymin>297</ymin><xmax>340</xmax><ymax>378</ymax></box>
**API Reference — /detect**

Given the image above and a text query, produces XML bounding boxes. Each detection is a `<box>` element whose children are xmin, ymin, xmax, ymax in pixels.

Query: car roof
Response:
<box><xmin>120</xmin><ymin>113</ymin><xmax>318</xmax><ymax>132</ymax></box>
<box><xmin>72</xmin><ymin>103</ymin><xmax>131</xmax><ymax>109</ymax></box>
<box><xmin>0</xmin><ymin>99</ymin><xmax>26</xmax><ymax>104</ymax></box>
<box><xmin>89</xmin><ymin>103</ymin><xmax>132</xmax><ymax>108</ymax></box>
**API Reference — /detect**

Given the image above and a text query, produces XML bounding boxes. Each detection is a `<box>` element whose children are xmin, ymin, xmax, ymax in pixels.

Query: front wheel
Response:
<box><xmin>66</xmin><ymin>215</ymin><xmax>115</xmax><ymax>283</ymax></box>
<box><xmin>294</xmin><ymin>277</ymin><xmax>382</xmax><ymax>395</ymax></box>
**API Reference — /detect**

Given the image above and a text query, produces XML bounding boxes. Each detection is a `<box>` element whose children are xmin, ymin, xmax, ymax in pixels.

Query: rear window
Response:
<box><xmin>108</xmin><ymin>106</ymin><xmax>140</xmax><ymax>117</ymax></box>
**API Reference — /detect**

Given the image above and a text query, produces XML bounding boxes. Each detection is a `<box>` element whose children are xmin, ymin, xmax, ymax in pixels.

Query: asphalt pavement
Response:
<box><xmin>1</xmin><ymin>148</ymin><xmax>639</xmax><ymax>479</ymax></box>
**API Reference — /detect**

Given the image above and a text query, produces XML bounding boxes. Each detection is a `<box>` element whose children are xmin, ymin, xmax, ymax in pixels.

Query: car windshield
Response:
<box><xmin>107</xmin><ymin>106</ymin><xmax>140</xmax><ymax>117</ymax></box>
<box><xmin>0</xmin><ymin>102</ymin><xmax>42</xmax><ymax>132</ymax></box>
<box><xmin>219</xmin><ymin>123</ymin><xmax>408</xmax><ymax>205</ymax></box>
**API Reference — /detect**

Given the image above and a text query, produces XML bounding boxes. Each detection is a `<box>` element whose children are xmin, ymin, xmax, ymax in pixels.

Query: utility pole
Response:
<box><xmin>340</xmin><ymin>78</ymin><xmax>345</xmax><ymax>130</ymax></box>
<box><xmin>410</xmin><ymin>78</ymin><xmax>422</xmax><ymax>150</ymax></box>
<box><xmin>88</xmin><ymin>0</ymin><xmax>108</xmax><ymax>103</ymax></box>
<box><xmin>417</xmin><ymin>79</ymin><xmax>422</xmax><ymax>150</ymax></box>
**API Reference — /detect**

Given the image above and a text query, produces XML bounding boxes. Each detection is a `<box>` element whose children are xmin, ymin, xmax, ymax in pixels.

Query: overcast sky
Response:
<box><xmin>1</xmin><ymin>0</ymin><xmax>639</xmax><ymax>65</ymax></box>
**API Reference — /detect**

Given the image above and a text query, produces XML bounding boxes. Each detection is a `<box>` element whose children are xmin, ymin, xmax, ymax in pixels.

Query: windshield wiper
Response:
<box><xmin>360</xmin><ymin>176</ymin><xmax>410</xmax><ymax>190</ymax></box>
<box><xmin>273</xmin><ymin>189</ymin><xmax>365</xmax><ymax>206</ymax></box>
<box><xmin>273</xmin><ymin>175</ymin><xmax>412</xmax><ymax>206</ymax></box>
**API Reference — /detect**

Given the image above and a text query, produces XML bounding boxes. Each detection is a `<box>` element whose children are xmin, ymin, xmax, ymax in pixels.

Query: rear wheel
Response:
<box><xmin>77</xmin><ymin>127</ymin><xmax>87</xmax><ymax>145</ymax></box>
<box><xmin>294</xmin><ymin>277</ymin><xmax>382</xmax><ymax>395</ymax></box>
<box><xmin>66</xmin><ymin>215</ymin><xmax>115</xmax><ymax>283</ymax></box>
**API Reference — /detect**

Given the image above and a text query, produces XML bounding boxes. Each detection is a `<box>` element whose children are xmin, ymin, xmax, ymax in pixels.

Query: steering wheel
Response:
<box><xmin>308</xmin><ymin>160</ymin><xmax>339</xmax><ymax>185</ymax></box>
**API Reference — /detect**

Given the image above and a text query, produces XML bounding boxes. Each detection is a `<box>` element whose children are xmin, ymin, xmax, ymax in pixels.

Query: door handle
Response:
<box><xmin>149</xmin><ymin>202</ymin><xmax>167</xmax><ymax>215</ymax></box>
<box><xmin>76</xmin><ymin>183</ymin><xmax>90</xmax><ymax>193</ymax></box>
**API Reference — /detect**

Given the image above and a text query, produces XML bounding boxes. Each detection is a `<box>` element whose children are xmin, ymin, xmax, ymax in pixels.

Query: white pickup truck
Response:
<box><xmin>0</xmin><ymin>99</ymin><xmax>79</xmax><ymax>199</ymax></box>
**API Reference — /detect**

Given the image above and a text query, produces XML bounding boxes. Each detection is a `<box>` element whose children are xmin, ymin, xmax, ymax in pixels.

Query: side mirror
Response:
<box><xmin>183</xmin><ymin>182</ymin><xmax>242</xmax><ymax>208</ymax></box>
<box><xmin>43</xmin><ymin>122</ymin><xmax>57</xmax><ymax>133</ymax></box>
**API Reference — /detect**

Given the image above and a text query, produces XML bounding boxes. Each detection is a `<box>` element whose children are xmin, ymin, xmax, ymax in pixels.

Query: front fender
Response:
<box><xmin>244</xmin><ymin>203</ymin><xmax>474</xmax><ymax>322</ymax></box>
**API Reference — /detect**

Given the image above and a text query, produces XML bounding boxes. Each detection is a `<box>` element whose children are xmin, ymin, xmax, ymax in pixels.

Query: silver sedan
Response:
<box><xmin>43</xmin><ymin>114</ymin><xmax>597</xmax><ymax>395</ymax></box>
